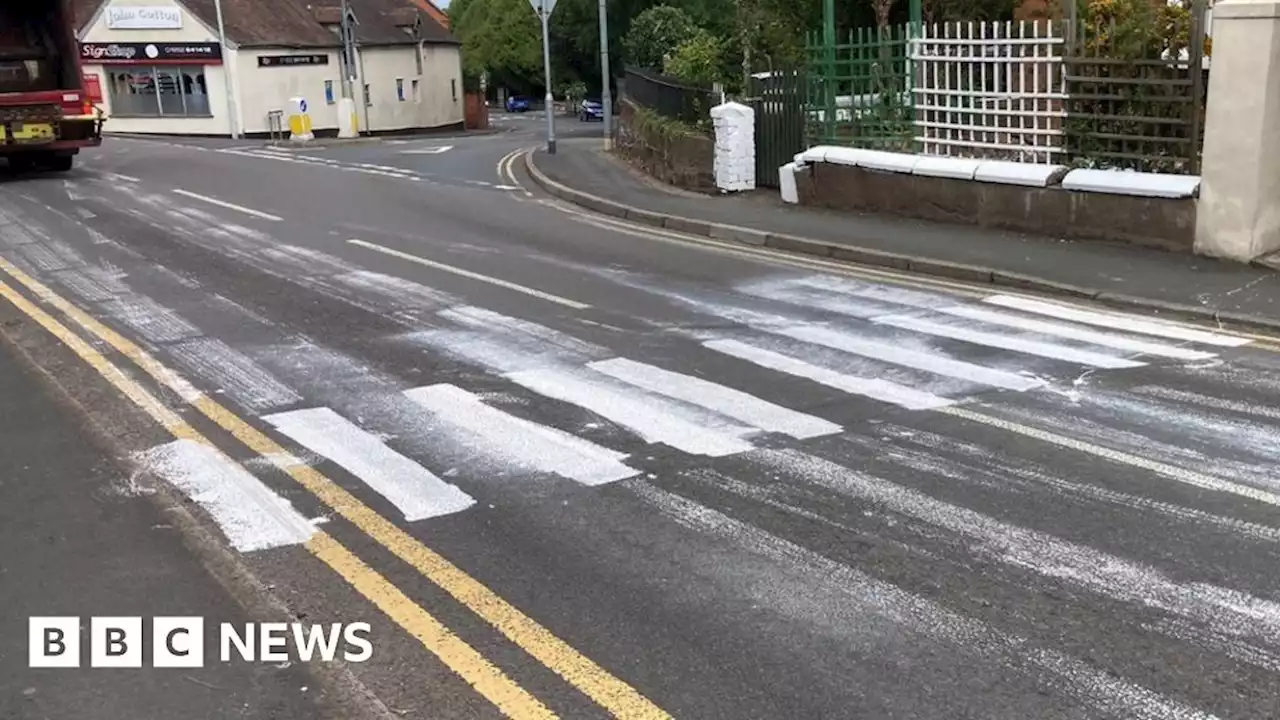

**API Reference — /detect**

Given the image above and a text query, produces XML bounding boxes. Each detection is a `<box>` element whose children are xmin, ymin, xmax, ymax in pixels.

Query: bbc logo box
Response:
<box><xmin>29</xmin><ymin>617</ymin><xmax>204</xmax><ymax>668</ymax></box>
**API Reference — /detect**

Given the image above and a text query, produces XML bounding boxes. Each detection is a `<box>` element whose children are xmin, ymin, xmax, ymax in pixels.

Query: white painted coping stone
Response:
<box><xmin>852</xmin><ymin>149</ymin><xmax>919</xmax><ymax>173</ymax></box>
<box><xmin>824</xmin><ymin>146</ymin><xmax>860</xmax><ymax>166</ymax></box>
<box><xmin>1061</xmin><ymin>168</ymin><xmax>1201</xmax><ymax>199</ymax></box>
<box><xmin>973</xmin><ymin>160</ymin><xmax>1068</xmax><ymax>187</ymax></box>
<box><xmin>913</xmin><ymin>155</ymin><xmax>982</xmax><ymax>180</ymax></box>
<box><xmin>779</xmin><ymin>162</ymin><xmax>799</xmax><ymax>204</ymax></box>
<box><xmin>801</xmin><ymin>147</ymin><xmax>831</xmax><ymax>164</ymax></box>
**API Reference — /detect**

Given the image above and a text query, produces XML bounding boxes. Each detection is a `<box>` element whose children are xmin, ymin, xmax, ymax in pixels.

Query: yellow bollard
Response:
<box><xmin>286</xmin><ymin>97</ymin><xmax>314</xmax><ymax>143</ymax></box>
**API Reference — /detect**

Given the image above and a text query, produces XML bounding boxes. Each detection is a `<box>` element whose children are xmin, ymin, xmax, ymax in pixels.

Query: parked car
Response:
<box><xmin>578</xmin><ymin>98</ymin><xmax>604</xmax><ymax>122</ymax></box>
<box><xmin>505</xmin><ymin>95</ymin><xmax>531</xmax><ymax>113</ymax></box>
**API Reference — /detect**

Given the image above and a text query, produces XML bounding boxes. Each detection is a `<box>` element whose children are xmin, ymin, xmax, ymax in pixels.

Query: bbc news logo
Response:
<box><xmin>29</xmin><ymin>617</ymin><xmax>372</xmax><ymax>668</ymax></box>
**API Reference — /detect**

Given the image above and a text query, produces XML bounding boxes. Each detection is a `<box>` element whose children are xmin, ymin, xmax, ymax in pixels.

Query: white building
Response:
<box><xmin>71</xmin><ymin>0</ymin><xmax>464</xmax><ymax>137</ymax></box>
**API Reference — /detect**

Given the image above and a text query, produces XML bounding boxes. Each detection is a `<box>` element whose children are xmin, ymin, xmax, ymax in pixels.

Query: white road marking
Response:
<box><xmin>263</xmin><ymin>407</ymin><xmax>475</xmax><ymax>521</ymax></box>
<box><xmin>101</xmin><ymin>294</ymin><xmax>202</xmax><ymax>344</ymax></box>
<box><xmin>588</xmin><ymin>357</ymin><xmax>842</xmax><ymax>439</ymax></box>
<box><xmin>401</xmin><ymin>145</ymin><xmax>453</xmax><ymax>155</ymax></box>
<box><xmin>173</xmin><ymin>188</ymin><xmax>284</xmax><ymax>222</ymax></box>
<box><xmin>140</xmin><ymin>439</ymin><xmax>315</xmax><ymax>552</ymax></box>
<box><xmin>874</xmin><ymin>314</ymin><xmax>1145</xmax><ymax>369</ymax></box>
<box><xmin>103</xmin><ymin>172</ymin><xmax>141</xmax><ymax>183</ymax></box>
<box><xmin>506</xmin><ymin>366</ymin><xmax>756</xmax><ymax>457</ymax></box>
<box><xmin>983</xmin><ymin>294</ymin><xmax>1253</xmax><ymax>347</ymax></box>
<box><xmin>773</xmin><ymin>325</ymin><xmax>1045</xmax><ymax>391</ymax></box>
<box><xmin>348</xmin><ymin>239</ymin><xmax>590</xmax><ymax>310</ymax></box>
<box><xmin>405</xmin><ymin>383</ymin><xmax>639</xmax><ymax>486</ymax></box>
<box><xmin>937</xmin><ymin>305</ymin><xmax>1217</xmax><ymax>360</ymax></box>
<box><xmin>704</xmin><ymin>338</ymin><xmax>953</xmax><ymax>411</ymax></box>
<box><xmin>941</xmin><ymin>405</ymin><xmax>1280</xmax><ymax>507</ymax></box>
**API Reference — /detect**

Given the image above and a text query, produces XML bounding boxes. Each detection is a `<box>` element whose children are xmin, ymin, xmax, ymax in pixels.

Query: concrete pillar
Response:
<box><xmin>1195</xmin><ymin>0</ymin><xmax>1280</xmax><ymax>261</ymax></box>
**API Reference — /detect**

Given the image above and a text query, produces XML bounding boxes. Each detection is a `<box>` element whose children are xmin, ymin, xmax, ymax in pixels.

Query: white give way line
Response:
<box><xmin>173</xmin><ymin>188</ymin><xmax>284</xmax><ymax>222</ymax></box>
<box><xmin>400</xmin><ymin>145</ymin><xmax>454</xmax><ymax>155</ymax></box>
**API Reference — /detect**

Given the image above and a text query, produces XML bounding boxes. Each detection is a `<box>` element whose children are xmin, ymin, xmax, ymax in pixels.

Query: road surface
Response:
<box><xmin>1</xmin><ymin>120</ymin><xmax>1278</xmax><ymax>719</ymax></box>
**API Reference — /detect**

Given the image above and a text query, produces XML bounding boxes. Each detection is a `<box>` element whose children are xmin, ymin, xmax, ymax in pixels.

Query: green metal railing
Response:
<box><xmin>805</xmin><ymin>25</ymin><xmax>916</xmax><ymax>151</ymax></box>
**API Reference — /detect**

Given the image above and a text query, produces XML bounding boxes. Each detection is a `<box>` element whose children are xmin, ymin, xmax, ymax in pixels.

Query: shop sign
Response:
<box><xmin>258</xmin><ymin>54</ymin><xmax>330</xmax><ymax>68</ymax></box>
<box><xmin>79</xmin><ymin>43</ymin><xmax>223</xmax><ymax>64</ymax></box>
<box><xmin>105</xmin><ymin>6</ymin><xmax>183</xmax><ymax>30</ymax></box>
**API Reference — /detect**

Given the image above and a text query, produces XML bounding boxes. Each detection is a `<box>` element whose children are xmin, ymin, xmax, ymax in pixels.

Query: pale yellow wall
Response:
<box><xmin>356</xmin><ymin>45</ymin><xmax>463</xmax><ymax>133</ymax></box>
<box><xmin>236</xmin><ymin>49</ymin><xmax>344</xmax><ymax>135</ymax></box>
<box><xmin>82</xmin><ymin>0</ymin><xmax>232</xmax><ymax>135</ymax></box>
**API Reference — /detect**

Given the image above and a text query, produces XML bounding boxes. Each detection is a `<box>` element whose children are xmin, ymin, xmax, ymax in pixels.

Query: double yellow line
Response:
<box><xmin>0</xmin><ymin>256</ymin><xmax>669</xmax><ymax>719</ymax></box>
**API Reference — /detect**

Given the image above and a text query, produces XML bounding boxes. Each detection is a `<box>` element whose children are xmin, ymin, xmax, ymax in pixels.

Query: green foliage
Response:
<box><xmin>622</xmin><ymin>5</ymin><xmax>700</xmax><ymax>70</ymax></box>
<box><xmin>628</xmin><ymin>100</ymin><xmax>707</xmax><ymax>143</ymax></box>
<box><xmin>663</xmin><ymin>31</ymin><xmax>727</xmax><ymax>87</ymax></box>
<box><xmin>450</xmin><ymin>0</ymin><xmax>544</xmax><ymax>90</ymax></box>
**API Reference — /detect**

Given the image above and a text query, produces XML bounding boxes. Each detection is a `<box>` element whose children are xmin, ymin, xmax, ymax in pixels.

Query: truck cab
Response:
<box><xmin>0</xmin><ymin>1</ymin><xmax>103</xmax><ymax>172</ymax></box>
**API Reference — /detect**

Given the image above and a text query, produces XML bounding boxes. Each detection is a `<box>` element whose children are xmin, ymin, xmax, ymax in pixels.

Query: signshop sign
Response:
<box><xmin>105</xmin><ymin>6</ymin><xmax>183</xmax><ymax>30</ymax></box>
<box><xmin>258</xmin><ymin>54</ymin><xmax>330</xmax><ymax>68</ymax></box>
<box><xmin>79</xmin><ymin>43</ymin><xmax>223</xmax><ymax>65</ymax></box>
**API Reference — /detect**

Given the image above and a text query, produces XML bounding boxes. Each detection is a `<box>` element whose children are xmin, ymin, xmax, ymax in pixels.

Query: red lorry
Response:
<box><xmin>0</xmin><ymin>1</ymin><xmax>103</xmax><ymax>172</ymax></box>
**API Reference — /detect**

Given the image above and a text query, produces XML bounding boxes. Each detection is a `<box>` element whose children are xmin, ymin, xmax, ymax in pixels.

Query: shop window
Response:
<box><xmin>396</xmin><ymin>78</ymin><xmax>405</xmax><ymax>102</ymax></box>
<box><xmin>412</xmin><ymin>79</ymin><xmax>420</xmax><ymax>104</ymax></box>
<box><xmin>106</xmin><ymin>66</ymin><xmax>210</xmax><ymax>117</ymax></box>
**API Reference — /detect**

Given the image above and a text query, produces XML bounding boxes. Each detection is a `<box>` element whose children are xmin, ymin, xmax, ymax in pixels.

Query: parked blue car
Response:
<box><xmin>579</xmin><ymin>99</ymin><xmax>604</xmax><ymax>121</ymax></box>
<box><xmin>505</xmin><ymin>96</ymin><xmax>531</xmax><ymax>113</ymax></box>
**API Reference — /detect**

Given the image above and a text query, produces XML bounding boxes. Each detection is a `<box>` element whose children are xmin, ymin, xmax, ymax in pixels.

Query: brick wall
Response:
<box><xmin>614</xmin><ymin>99</ymin><xmax>716</xmax><ymax>192</ymax></box>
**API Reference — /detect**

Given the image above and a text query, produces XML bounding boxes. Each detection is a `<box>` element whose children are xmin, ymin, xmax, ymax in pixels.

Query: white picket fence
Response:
<box><xmin>910</xmin><ymin>21</ymin><xmax>1068</xmax><ymax>163</ymax></box>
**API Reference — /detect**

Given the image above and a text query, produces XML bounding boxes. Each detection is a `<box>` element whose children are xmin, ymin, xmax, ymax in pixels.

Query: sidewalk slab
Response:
<box><xmin>0</xmin><ymin>339</ymin><xmax>323</xmax><ymax>720</ymax></box>
<box><xmin>528</xmin><ymin>140</ymin><xmax>1280</xmax><ymax>332</ymax></box>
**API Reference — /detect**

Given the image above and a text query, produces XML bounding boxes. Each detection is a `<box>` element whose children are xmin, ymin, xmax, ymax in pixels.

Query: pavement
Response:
<box><xmin>0</xmin><ymin>127</ymin><xmax>1277</xmax><ymax>719</ymax></box>
<box><xmin>528</xmin><ymin>138</ymin><xmax>1280</xmax><ymax>332</ymax></box>
<box><xmin>0</xmin><ymin>321</ymin><xmax>327</xmax><ymax>719</ymax></box>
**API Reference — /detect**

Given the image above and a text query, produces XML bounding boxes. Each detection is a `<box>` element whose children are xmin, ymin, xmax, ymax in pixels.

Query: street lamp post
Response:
<box><xmin>212</xmin><ymin>0</ymin><xmax>240</xmax><ymax>138</ymax></box>
<box><xmin>597</xmin><ymin>0</ymin><xmax>612</xmax><ymax>149</ymax></box>
<box><xmin>538</xmin><ymin>0</ymin><xmax>557</xmax><ymax>155</ymax></box>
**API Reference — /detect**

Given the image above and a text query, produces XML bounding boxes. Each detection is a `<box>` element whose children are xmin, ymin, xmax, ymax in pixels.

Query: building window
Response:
<box><xmin>412</xmin><ymin>79</ymin><xmax>420</xmax><ymax>103</ymax></box>
<box><xmin>363</xmin><ymin>83</ymin><xmax>371</xmax><ymax>107</ymax></box>
<box><xmin>325</xmin><ymin>80</ymin><xmax>335</xmax><ymax>105</ymax></box>
<box><xmin>415</xmin><ymin>44</ymin><xmax>423</xmax><ymax>76</ymax></box>
<box><xmin>451</xmin><ymin>79</ymin><xmax>457</xmax><ymax>101</ymax></box>
<box><xmin>106</xmin><ymin>66</ymin><xmax>211</xmax><ymax>117</ymax></box>
<box><xmin>396</xmin><ymin>78</ymin><xmax>405</xmax><ymax>102</ymax></box>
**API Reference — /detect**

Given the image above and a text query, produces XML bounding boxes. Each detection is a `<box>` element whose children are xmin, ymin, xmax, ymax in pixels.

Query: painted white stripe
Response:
<box><xmin>983</xmin><ymin>294</ymin><xmax>1252</xmax><ymax>347</ymax></box>
<box><xmin>703</xmin><ymin>338</ymin><xmax>953</xmax><ymax>410</ymax></box>
<box><xmin>263</xmin><ymin>407</ymin><xmax>474</xmax><ymax>521</ymax></box>
<box><xmin>505</xmin><ymin>366</ymin><xmax>755</xmax><ymax>457</ymax></box>
<box><xmin>140</xmin><ymin>439</ymin><xmax>315</xmax><ymax>552</ymax></box>
<box><xmin>937</xmin><ymin>305</ymin><xmax>1216</xmax><ymax>360</ymax></box>
<box><xmin>588</xmin><ymin>357</ymin><xmax>842</xmax><ymax>439</ymax></box>
<box><xmin>404</xmin><ymin>384</ymin><xmax>639</xmax><ymax>486</ymax></box>
<box><xmin>774</xmin><ymin>325</ymin><xmax>1044</xmax><ymax>391</ymax></box>
<box><xmin>874</xmin><ymin>315</ymin><xmax>1145</xmax><ymax>369</ymax></box>
<box><xmin>101</xmin><ymin>294</ymin><xmax>202</xmax><ymax>344</ymax></box>
<box><xmin>347</xmin><ymin>239</ymin><xmax>590</xmax><ymax>310</ymax></box>
<box><xmin>941</xmin><ymin>405</ymin><xmax>1280</xmax><ymax>507</ymax></box>
<box><xmin>173</xmin><ymin>189</ymin><xmax>284</xmax><ymax>222</ymax></box>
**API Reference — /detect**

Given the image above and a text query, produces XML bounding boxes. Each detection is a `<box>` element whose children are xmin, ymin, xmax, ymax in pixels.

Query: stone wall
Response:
<box><xmin>615</xmin><ymin>99</ymin><xmax>715</xmax><ymax>192</ymax></box>
<box><xmin>793</xmin><ymin>162</ymin><xmax>1197</xmax><ymax>252</ymax></box>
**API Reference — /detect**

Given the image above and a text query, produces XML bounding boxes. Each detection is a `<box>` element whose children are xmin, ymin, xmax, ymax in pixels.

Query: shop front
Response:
<box><xmin>77</xmin><ymin>1</ymin><xmax>233</xmax><ymax>135</ymax></box>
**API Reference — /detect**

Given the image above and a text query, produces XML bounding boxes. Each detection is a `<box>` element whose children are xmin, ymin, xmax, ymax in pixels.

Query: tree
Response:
<box><xmin>623</xmin><ymin>5</ymin><xmax>700</xmax><ymax>70</ymax></box>
<box><xmin>663</xmin><ymin>31</ymin><xmax>727</xmax><ymax>86</ymax></box>
<box><xmin>450</xmin><ymin>0</ymin><xmax>544</xmax><ymax>91</ymax></box>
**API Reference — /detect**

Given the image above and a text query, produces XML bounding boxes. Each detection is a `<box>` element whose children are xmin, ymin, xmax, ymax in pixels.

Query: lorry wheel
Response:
<box><xmin>46</xmin><ymin>156</ymin><xmax>73</xmax><ymax>172</ymax></box>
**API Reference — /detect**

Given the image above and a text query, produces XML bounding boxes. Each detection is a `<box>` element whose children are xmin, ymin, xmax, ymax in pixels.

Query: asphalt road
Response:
<box><xmin>0</xmin><ymin>123</ymin><xmax>1278</xmax><ymax>719</ymax></box>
